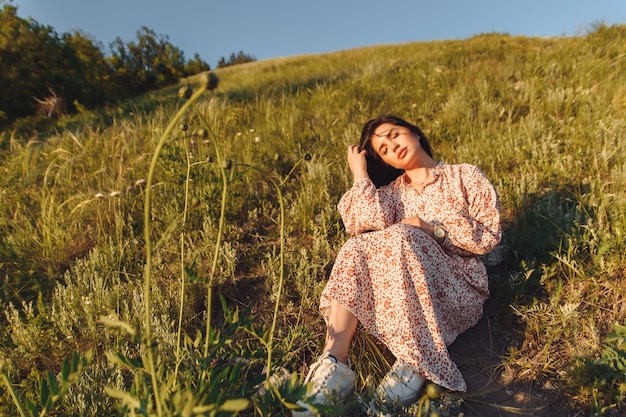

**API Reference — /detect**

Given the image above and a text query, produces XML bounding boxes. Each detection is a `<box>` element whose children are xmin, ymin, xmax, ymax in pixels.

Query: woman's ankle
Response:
<box><xmin>323</xmin><ymin>349</ymin><xmax>349</xmax><ymax>365</ymax></box>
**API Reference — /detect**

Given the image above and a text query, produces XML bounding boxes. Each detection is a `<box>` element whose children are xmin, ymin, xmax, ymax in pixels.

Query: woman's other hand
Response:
<box><xmin>400</xmin><ymin>215</ymin><xmax>436</xmax><ymax>237</ymax></box>
<box><xmin>348</xmin><ymin>145</ymin><xmax>369</xmax><ymax>181</ymax></box>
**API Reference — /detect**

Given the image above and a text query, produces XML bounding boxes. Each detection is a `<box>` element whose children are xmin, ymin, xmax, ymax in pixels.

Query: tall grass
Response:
<box><xmin>1</xmin><ymin>23</ymin><xmax>626</xmax><ymax>415</ymax></box>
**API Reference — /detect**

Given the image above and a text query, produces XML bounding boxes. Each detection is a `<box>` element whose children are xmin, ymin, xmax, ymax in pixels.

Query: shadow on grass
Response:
<box><xmin>447</xmin><ymin>184</ymin><xmax>589</xmax><ymax>416</ymax></box>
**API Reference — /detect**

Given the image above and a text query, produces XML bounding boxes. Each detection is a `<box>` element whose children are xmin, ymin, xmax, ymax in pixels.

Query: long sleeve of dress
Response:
<box><xmin>437</xmin><ymin>165</ymin><xmax>501</xmax><ymax>257</ymax></box>
<box><xmin>337</xmin><ymin>177</ymin><xmax>398</xmax><ymax>235</ymax></box>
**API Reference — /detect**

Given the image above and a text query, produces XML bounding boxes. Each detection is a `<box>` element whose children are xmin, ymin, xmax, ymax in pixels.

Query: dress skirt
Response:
<box><xmin>319</xmin><ymin>223</ymin><xmax>489</xmax><ymax>392</ymax></box>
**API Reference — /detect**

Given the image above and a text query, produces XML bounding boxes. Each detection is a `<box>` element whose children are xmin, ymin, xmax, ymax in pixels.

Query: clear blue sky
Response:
<box><xmin>12</xmin><ymin>0</ymin><xmax>626</xmax><ymax>68</ymax></box>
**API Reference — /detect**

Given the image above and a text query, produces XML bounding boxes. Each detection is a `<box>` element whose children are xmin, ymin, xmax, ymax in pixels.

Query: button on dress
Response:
<box><xmin>319</xmin><ymin>162</ymin><xmax>502</xmax><ymax>391</ymax></box>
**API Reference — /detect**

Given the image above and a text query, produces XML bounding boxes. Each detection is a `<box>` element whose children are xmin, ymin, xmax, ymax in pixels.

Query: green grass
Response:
<box><xmin>1</xmin><ymin>22</ymin><xmax>626</xmax><ymax>416</ymax></box>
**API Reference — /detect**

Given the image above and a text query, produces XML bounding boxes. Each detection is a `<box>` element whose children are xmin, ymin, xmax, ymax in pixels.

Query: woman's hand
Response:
<box><xmin>347</xmin><ymin>145</ymin><xmax>369</xmax><ymax>181</ymax></box>
<box><xmin>400</xmin><ymin>215</ymin><xmax>435</xmax><ymax>236</ymax></box>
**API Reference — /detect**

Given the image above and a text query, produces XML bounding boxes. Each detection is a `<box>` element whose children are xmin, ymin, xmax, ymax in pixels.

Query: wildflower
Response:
<box><xmin>254</xmin><ymin>136</ymin><xmax>262</xmax><ymax>143</ymax></box>
<box><xmin>304</xmin><ymin>152</ymin><xmax>312</xmax><ymax>161</ymax></box>
<box><xmin>109</xmin><ymin>191</ymin><xmax>121</xmax><ymax>197</ymax></box>
<box><xmin>135</xmin><ymin>179</ymin><xmax>146</xmax><ymax>186</ymax></box>
<box><xmin>236</xmin><ymin>132</ymin><xmax>243</xmax><ymax>137</ymax></box>
<box><xmin>222</xmin><ymin>159</ymin><xmax>232</xmax><ymax>170</ymax></box>
<box><xmin>196</xmin><ymin>129</ymin><xmax>208</xmax><ymax>138</ymax></box>
<box><xmin>249</xmin><ymin>128</ymin><xmax>255</xmax><ymax>133</ymax></box>
<box><xmin>95</xmin><ymin>193</ymin><xmax>105</xmax><ymax>199</ymax></box>
<box><xmin>178</xmin><ymin>86</ymin><xmax>192</xmax><ymax>99</ymax></box>
<box><xmin>201</xmin><ymin>71</ymin><xmax>220</xmax><ymax>91</ymax></box>
<box><xmin>180</xmin><ymin>124</ymin><xmax>188</xmax><ymax>131</ymax></box>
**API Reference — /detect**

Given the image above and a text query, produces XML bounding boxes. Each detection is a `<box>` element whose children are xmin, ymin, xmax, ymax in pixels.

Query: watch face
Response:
<box><xmin>434</xmin><ymin>226</ymin><xmax>445</xmax><ymax>239</ymax></box>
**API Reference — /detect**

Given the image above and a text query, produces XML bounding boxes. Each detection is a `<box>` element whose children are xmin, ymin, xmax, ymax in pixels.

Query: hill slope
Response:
<box><xmin>1</xmin><ymin>24</ymin><xmax>625</xmax><ymax>416</ymax></box>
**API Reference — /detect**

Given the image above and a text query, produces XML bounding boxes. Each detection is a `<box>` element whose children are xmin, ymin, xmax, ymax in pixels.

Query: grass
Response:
<box><xmin>1</xmin><ymin>22</ymin><xmax>625</xmax><ymax>416</ymax></box>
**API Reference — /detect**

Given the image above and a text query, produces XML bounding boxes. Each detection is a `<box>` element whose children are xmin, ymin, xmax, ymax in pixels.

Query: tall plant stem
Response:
<box><xmin>193</xmin><ymin>107</ymin><xmax>229</xmax><ymax>374</ymax></box>
<box><xmin>203</xmin><ymin>170</ymin><xmax>227</xmax><ymax>361</ymax></box>
<box><xmin>143</xmin><ymin>85</ymin><xmax>207</xmax><ymax>416</ymax></box>
<box><xmin>264</xmin><ymin>178</ymin><xmax>285</xmax><ymax>380</ymax></box>
<box><xmin>244</xmin><ymin>163</ymin><xmax>304</xmax><ymax>382</ymax></box>
<box><xmin>1</xmin><ymin>372</ymin><xmax>27</xmax><ymax>417</ymax></box>
<box><xmin>172</xmin><ymin>130</ymin><xmax>192</xmax><ymax>384</ymax></box>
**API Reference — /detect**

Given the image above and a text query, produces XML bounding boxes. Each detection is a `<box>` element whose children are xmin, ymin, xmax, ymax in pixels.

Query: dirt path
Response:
<box><xmin>448</xmin><ymin>311</ymin><xmax>579</xmax><ymax>417</ymax></box>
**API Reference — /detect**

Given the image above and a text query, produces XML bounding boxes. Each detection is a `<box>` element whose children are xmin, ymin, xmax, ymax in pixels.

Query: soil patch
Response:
<box><xmin>448</xmin><ymin>312</ymin><xmax>581</xmax><ymax>417</ymax></box>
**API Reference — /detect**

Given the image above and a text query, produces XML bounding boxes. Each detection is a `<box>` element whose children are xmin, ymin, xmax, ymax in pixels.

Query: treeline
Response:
<box><xmin>0</xmin><ymin>2</ymin><xmax>255</xmax><ymax>129</ymax></box>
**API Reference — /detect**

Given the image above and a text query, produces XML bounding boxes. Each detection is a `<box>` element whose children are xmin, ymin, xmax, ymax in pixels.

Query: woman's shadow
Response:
<box><xmin>449</xmin><ymin>185</ymin><xmax>583</xmax><ymax>416</ymax></box>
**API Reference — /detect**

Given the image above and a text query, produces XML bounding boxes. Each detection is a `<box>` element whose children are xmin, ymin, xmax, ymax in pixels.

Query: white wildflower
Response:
<box><xmin>135</xmin><ymin>179</ymin><xmax>146</xmax><ymax>186</ymax></box>
<box><xmin>254</xmin><ymin>136</ymin><xmax>262</xmax><ymax>143</ymax></box>
<box><xmin>109</xmin><ymin>191</ymin><xmax>121</xmax><ymax>197</ymax></box>
<box><xmin>95</xmin><ymin>193</ymin><xmax>105</xmax><ymax>199</ymax></box>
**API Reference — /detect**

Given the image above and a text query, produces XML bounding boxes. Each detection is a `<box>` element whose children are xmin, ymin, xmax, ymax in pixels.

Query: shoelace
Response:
<box><xmin>306</xmin><ymin>360</ymin><xmax>337</xmax><ymax>393</ymax></box>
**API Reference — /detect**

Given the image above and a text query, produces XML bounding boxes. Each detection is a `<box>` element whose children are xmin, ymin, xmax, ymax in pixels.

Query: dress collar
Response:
<box><xmin>398</xmin><ymin>160</ymin><xmax>444</xmax><ymax>188</ymax></box>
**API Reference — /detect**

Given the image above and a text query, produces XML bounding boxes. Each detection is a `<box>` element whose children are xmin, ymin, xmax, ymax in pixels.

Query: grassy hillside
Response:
<box><xmin>1</xmin><ymin>23</ymin><xmax>625</xmax><ymax>416</ymax></box>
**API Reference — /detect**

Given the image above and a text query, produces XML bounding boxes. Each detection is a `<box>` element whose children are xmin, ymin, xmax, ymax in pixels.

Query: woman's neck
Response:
<box><xmin>404</xmin><ymin>157</ymin><xmax>438</xmax><ymax>185</ymax></box>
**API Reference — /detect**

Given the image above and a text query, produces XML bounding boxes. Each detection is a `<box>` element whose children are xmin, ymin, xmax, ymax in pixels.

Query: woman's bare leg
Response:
<box><xmin>323</xmin><ymin>299</ymin><xmax>358</xmax><ymax>364</ymax></box>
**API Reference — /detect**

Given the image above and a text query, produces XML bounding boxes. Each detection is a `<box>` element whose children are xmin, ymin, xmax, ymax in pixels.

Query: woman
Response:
<box><xmin>294</xmin><ymin>115</ymin><xmax>502</xmax><ymax>416</ymax></box>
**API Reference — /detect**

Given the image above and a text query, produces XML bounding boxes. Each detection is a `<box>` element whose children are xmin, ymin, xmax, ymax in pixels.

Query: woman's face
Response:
<box><xmin>370</xmin><ymin>123</ymin><xmax>421</xmax><ymax>170</ymax></box>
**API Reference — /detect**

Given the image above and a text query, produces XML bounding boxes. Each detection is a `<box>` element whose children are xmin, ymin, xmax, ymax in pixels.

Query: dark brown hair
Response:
<box><xmin>358</xmin><ymin>115</ymin><xmax>433</xmax><ymax>188</ymax></box>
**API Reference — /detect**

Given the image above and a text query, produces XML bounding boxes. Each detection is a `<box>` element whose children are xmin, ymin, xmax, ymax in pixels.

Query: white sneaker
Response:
<box><xmin>374</xmin><ymin>360</ymin><xmax>425</xmax><ymax>408</ymax></box>
<box><xmin>293</xmin><ymin>352</ymin><xmax>356</xmax><ymax>417</ymax></box>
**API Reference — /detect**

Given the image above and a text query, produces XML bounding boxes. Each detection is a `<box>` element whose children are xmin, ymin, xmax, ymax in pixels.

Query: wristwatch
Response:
<box><xmin>433</xmin><ymin>225</ymin><xmax>446</xmax><ymax>242</ymax></box>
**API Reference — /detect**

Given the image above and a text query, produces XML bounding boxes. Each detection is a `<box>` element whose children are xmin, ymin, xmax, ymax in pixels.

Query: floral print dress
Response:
<box><xmin>319</xmin><ymin>162</ymin><xmax>501</xmax><ymax>392</ymax></box>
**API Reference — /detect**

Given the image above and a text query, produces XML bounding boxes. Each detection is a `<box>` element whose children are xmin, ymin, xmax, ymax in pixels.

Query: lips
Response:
<box><xmin>397</xmin><ymin>147</ymin><xmax>407</xmax><ymax>159</ymax></box>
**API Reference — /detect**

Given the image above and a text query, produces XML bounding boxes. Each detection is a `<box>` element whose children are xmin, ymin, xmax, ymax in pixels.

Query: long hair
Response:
<box><xmin>358</xmin><ymin>115</ymin><xmax>433</xmax><ymax>188</ymax></box>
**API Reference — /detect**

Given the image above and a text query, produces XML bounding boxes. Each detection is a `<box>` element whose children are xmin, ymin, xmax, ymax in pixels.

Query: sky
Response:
<box><xmin>11</xmin><ymin>0</ymin><xmax>626</xmax><ymax>68</ymax></box>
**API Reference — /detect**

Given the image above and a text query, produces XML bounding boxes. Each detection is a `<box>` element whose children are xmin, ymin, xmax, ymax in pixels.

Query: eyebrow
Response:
<box><xmin>373</xmin><ymin>128</ymin><xmax>396</xmax><ymax>153</ymax></box>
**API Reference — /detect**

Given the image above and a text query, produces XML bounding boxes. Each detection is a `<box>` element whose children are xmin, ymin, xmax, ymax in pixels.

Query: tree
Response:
<box><xmin>0</xmin><ymin>3</ymin><xmax>113</xmax><ymax>127</ymax></box>
<box><xmin>108</xmin><ymin>26</ymin><xmax>186</xmax><ymax>96</ymax></box>
<box><xmin>62</xmin><ymin>30</ymin><xmax>112</xmax><ymax>108</ymax></box>
<box><xmin>183</xmin><ymin>52</ymin><xmax>210</xmax><ymax>77</ymax></box>
<box><xmin>0</xmin><ymin>2</ymin><xmax>68</xmax><ymax>125</ymax></box>
<box><xmin>217</xmin><ymin>50</ymin><xmax>257</xmax><ymax>68</ymax></box>
<box><xmin>0</xmin><ymin>1</ymin><xmax>212</xmax><ymax>127</ymax></box>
